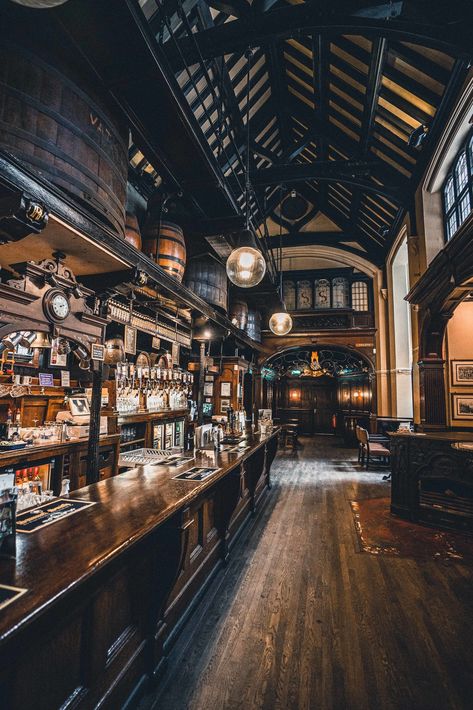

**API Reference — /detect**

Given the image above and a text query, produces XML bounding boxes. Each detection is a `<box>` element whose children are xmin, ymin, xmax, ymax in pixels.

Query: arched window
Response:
<box><xmin>314</xmin><ymin>278</ymin><xmax>331</xmax><ymax>308</ymax></box>
<box><xmin>332</xmin><ymin>277</ymin><xmax>348</xmax><ymax>308</ymax></box>
<box><xmin>283</xmin><ymin>280</ymin><xmax>296</xmax><ymax>310</ymax></box>
<box><xmin>351</xmin><ymin>281</ymin><xmax>368</xmax><ymax>311</ymax></box>
<box><xmin>443</xmin><ymin>133</ymin><xmax>473</xmax><ymax>240</ymax></box>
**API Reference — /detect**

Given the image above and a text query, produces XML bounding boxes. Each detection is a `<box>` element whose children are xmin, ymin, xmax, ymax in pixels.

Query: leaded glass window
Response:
<box><xmin>351</xmin><ymin>281</ymin><xmax>368</xmax><ymax>311</ymax></box>
<box><xmin>443</xmin><ymin>133</ymin><xmax>473</xmax><ymax>241</ymax></box>
<box><xmin>283</xmin><ymin>280</ymin><xmax>296</xmax><ymax>311</ymax></box>
<box><xmin>332</xmin><ymin>277</ymin><xmax>349</xmax><ymax>308</ymax></box>
<box><xmin>314</xmin><ymin>279</ymin><xmax>331</xmax><ymax>308</ymax></box>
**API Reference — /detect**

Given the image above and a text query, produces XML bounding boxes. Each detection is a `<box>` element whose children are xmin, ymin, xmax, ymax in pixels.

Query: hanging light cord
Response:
<box><xmin>279</xmin><ymin>184</ymin><xmax>283</xmax><ymax>304</ymax></box>
<box><xmin>245</xmin><ymin>48</ymin><xmax>252</xmax><ymax>232</ymax></box>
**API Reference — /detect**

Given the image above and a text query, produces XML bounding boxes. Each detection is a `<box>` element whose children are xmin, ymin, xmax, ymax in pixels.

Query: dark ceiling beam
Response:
<box><xmin>314</xmin><ymin>33</ymin><xmax>329</xmax><ymax>213</ymax></box>
<box><xmin>350</xmin><ymin>37</ymin><xmax>388</xmax><ymax>226</ymax></box>
<box><xmin>163</xmin><ymin>3</ymin><xmax>471</xmax><ymax>69</ymax></box>
<box><xmin>230</xmin><ymin>160</ymin><xmax>404</xmax><ymax>202</ymax></box>
<box><xmin>266</xmin><ymin>39</ymin><xmax>291</xmax><ymax>156</ymax></box>
<box><xmin>293</xmin><ymin>182</ymin><xmax>385</xmax><ymax>262</ymax></box>
<box><xmin>205</xmin><ymin>0</ymin><xmax>252</xmax><ymax>18</ymax></box>
<box><xmin>264</xmin><ymin>231</ymin><xmax>371</xmax><ymax>257</ymax></box>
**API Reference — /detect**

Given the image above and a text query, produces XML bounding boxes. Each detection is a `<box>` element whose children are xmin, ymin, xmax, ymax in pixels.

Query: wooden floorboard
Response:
<box><xmin>139</xmin><ymin>436</ymin><xmax>473</xmax><ymax>710</ymax></box>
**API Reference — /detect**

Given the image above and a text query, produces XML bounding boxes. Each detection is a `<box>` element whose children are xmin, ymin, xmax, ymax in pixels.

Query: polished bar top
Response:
<box><xmin>0</xmin><ymin>430</ymin><xmax>277</xmax><ymax>645</ymax></box>
<box><xmin>389</xmin><ymin>430</ymin><xmax>473</xmax><ymax>442</ymax></box>
<box><xmin>0</xmin><ymin>434</ymin><xmax>120</xmax><ymax>467</ymax></box>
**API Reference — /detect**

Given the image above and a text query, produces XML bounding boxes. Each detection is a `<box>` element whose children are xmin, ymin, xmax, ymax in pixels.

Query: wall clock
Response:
<box><xmin>43</xmin><ymin>288</ymin><xmax>71</xmax><ymax>322</ymax></box>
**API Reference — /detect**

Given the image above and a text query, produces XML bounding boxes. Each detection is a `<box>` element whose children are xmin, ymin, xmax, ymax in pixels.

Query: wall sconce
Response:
<box><xmin>290</xmin><ymin>389</ymin><xmax>300</xmax><ymax>401</ymax></box>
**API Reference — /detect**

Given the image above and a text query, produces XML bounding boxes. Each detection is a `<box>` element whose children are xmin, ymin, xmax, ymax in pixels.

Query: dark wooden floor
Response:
<box><xmin>139</xmin><ymin>436</ymin><xmax>473</xmax><ymax>710</ymax></box>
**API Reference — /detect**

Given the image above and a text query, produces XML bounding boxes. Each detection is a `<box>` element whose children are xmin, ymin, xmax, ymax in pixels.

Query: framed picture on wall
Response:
<box><xmin>204</xmin><ymin>382</ymin><xmax>213</xmax><ymax>396</ymax></box>
<box><xmin>451</xmin><ymin>360</ymin><xmax>473</xmax><ymax>386</ymax></box>
<box><xmin>452</xmin><ymin>393</ymin><xmax>473</xmax><ymax>419</ymax></box>
<box><xmin>220</xmin><ymin>398</ymin><xmax>231</xmax><ymax>413</ymax></box>
<box><xmin>220</xmin><ymin>382</ymin><xmax>231</xmax><ymax>397</ymax></box>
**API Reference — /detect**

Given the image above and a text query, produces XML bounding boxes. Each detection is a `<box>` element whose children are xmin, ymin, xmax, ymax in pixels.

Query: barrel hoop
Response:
<box><xmin>160</xmin><ymin>265</ymin><xmax>182</xmax><ymax>276</ymax></box>
<box><xmin>158</xmin><ymin>254</ymin><xmax>186</xmax><ymax>266</ymax></box>
<box><xmin>0</xmin><ymin>122</ymin><xmax>126</xmax><ymax>209</ymax></box>
<box><xmin>1</xmin><ymin>42</ymin><xmax>128</xmax><ymax>153</ymax></box>
<box><xmin>0</xmin><ymin>83</ymin><xmax>127</xmax><ymax>188</ymax></box>
<box><xmin>6</xmin><ymin>148</ymin><xmax>124</xmax><ymax>226</ymax></box>
<box><xmin>157</xmin><ymin>233</ymin><xmax>185</xmax><ymax>247</ymax></box>
<box><xmin>0</xmin><ymin>142</ymin><xmax>123</xmax><ymax>221</ymax></box>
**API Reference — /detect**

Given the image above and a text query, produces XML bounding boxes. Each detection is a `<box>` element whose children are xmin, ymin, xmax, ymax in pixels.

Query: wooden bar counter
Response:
<box><xmin>0</xmin><ymin>429</ymin><xmax>279</xmax><ymax>710</ymax></box>
<box><xmin>390</xmin><ymin>430</ymin><xmax>473</xmax><ymax>532</ymax></box>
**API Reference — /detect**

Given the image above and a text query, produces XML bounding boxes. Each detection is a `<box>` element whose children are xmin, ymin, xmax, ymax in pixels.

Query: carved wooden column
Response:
<box><xmin>418</xmin><ymin>357</ymin><xmax>446</xmax><ymax>429</ymax></box>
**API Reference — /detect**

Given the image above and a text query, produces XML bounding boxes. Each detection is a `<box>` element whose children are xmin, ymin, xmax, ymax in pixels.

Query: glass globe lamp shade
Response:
<box><xmin>269</xmin><ymin>311</ymin><xmax>293</xmax><ymax>336</ymax></box>
<box><xmin>226</xmin><ymin>237</ymin><xmax>266</xmax><ymax>288</ymax></box>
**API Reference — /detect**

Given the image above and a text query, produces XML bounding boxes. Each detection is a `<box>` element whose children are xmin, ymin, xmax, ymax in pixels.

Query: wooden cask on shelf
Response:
<box><xmin>185</xmin><ymin>254</ymin><xmax>228</xmax><ymax>312</ymax></box>
<box><xmin>142</xmin><ymin>219</ymin><xmax>186</xmax><ymax>282</ymax></box>
<box><xmin>0</xmin><ymin>42</ymin><xmax>128</xmax><ymax>235</ymax></box>
<box><xmin>124</xmin><ymin>213</ymin><xmax>142</xmax><ymax>250</ymax></box>
<box><xmin>229</xmin><ymin>299</ymin><xmax>248</xmax><ymax>330</ymax></box>
<box><xmin>246</xmin><ymin>309</ymin><xmax>262</xmax><ymax>342</ymax></box>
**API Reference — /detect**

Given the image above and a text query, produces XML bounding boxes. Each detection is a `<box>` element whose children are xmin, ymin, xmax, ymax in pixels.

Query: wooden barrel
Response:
<box><xmin>0</xmin><ymin>42</ymin><xmax>128</xmax><ymax>236</ymax></box>
<box><xmin>184</xmin><ymin>255</ymin><xmax>228</xmax><ymax>313</ymax></box>
<box><xmin>229</xmin><ymin>299</ymin><xmax>248</xmax><ymax>330</ymax></box>
<box><xmin>124</xmin><ymin>213</ymin><xmax>142</xmax><ymax>250</ymax></box>
<box><xmin>142</xmin><ymin>219</ymin><xmax>186</xmax><ymax>282</ymax></box>
<box><xmin>246</xmin><ymin>309</ymin><xmax>262</xmax><ymax>343</ymax></box>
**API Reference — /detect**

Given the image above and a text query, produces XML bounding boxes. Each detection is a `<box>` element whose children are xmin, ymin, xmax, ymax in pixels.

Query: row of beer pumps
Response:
<box><xmin>115</xmin><ymin>362</ymin><xmax>194</xmax><ymax>413</ymax></box>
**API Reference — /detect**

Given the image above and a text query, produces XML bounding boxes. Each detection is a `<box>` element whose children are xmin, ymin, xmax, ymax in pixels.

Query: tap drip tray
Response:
<box><xmin>173</xmin><ymin>467</ymin><xmax>220</xmax><ymax>482</ymax></box>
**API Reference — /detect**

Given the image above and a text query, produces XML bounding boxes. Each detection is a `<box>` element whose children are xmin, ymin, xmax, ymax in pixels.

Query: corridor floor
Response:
<box><xmin>140</xmin><ymin>436</ymin><xmax>473</xmax><ymax>710</ymax></box>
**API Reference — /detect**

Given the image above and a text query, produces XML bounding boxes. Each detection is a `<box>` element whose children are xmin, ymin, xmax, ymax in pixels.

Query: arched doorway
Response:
<box><xmin>262</xmin><ymin>345</ymin><xmax>374</xmax><ymax>435</ymax></box>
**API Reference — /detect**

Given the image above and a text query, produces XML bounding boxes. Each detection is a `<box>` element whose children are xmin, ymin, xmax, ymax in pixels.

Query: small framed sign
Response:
<box><xmin>204</xmin><ymin>382</ymin><xmax>213</xmax><ymax>396</ymax></box>
<box><xmin>39</xmin><ymin>372</ymin><xmax>54</xmax><ymax>387</ymax></box>
<box><xmin>220</xmin><ymin>398</ymin><xmax>231</xmax><ymax>413</ymax></box>
<box><xmin>172</xmin><ymin>341</ymin><xmax>180</xmax><ymax>366</ymax></box>
<box><xmin>220</xmin><ymin>382</ymin><xmax>231</xmax><ymax>397</ymax></box>
<box><xmin>49</xmin><ymin>338</ymin><xmax>67</xmax><ymax>367</ymax></box>
<box><xmin>60</xmin><ymin>370</ymin><xmax>70</xmax><ymax>387</ymax></box>
<box><xmin>124</xmin><ymin>325</ymin><xmax>137</xmax><ymax>355</ymax></box>
<box><xmin>91</xmin><ymin>343</ymin><xmax>105</xmax><ymax>361</ymax></box>
<box><xmin>152</xmin><ymin>336</ymin><xmax>161</xmax><ymax>350</ymax></box>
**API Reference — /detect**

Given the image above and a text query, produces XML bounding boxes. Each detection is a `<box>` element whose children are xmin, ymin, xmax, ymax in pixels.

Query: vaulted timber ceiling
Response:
<box><xmin>135</xmin><ymin>0</ymin><xmax>471</xmax><ymax>265</ymax></box>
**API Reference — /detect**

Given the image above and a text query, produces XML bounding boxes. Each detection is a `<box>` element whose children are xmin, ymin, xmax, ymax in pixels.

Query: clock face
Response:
<box><xmin>44</xmin><ymin>289</ymin><xmax>70</xmax><ymax>322</ymax></box>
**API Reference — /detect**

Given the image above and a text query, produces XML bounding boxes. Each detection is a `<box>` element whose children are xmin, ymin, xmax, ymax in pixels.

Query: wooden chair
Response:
<box><xmin>355</xmin><ymin>425</ymin><xmax>365</xmax><ymax>464</ymax></box>
<box><xmin>357</xmin><ymin>427</ymin><xmax>390</xmax><ymax>469</ymax></box>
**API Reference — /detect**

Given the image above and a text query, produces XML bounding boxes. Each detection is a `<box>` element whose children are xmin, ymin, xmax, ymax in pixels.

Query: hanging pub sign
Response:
<box><xmin>152</xmin><ymin>336</ymin><xmax>161</xmax><ymax>350</ymax></box>
<box><xmin>91</xmin><ymin>343</ymin><xmax>105</xmax><ymax>361</ymax></box>
<box><xmin>124</xmin><ymin>325</ymin><xmax>137</xmax><ymax>354</ymax></box>
<box><xmin>172</xmin><ymin>341</ymin><xmax>180</xmax><ymax>366</ymax></box>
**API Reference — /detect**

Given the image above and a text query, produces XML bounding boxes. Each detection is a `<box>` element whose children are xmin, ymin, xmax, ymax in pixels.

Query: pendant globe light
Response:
<box><xmin>269</xmin><ymin>188</ymin><xmax>293</xmax><ymax>336</ymax></box>
<box><xmin>226</xmin><ymin>50</ymin><xmax>266</xmax><ymax>289</ymax></box>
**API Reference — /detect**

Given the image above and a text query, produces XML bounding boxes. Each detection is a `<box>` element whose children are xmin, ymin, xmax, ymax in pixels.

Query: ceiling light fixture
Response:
<box><xmin>226</xmin><ymin>49</ymin><xmax>266</xmax><ymax>289</ymax></box>
<box><xmin>269</xmin><ymin>186</ymin><xmax>293</xmax><ymax>336</ymax></box>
